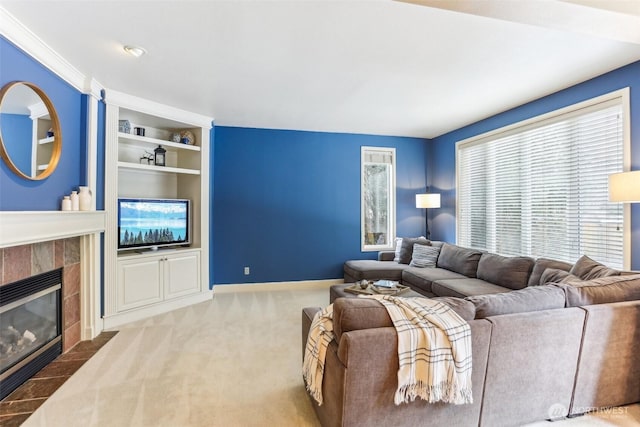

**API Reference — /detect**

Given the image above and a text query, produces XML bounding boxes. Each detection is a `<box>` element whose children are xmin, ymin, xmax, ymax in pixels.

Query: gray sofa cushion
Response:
<box><xmin>436</xmin><ymin>243</ymin><xmax>482</xmax><ymax>277</ymax></box>
<box><xmin>431</xmin><ymin>278</ymin><xmax>511</xmax><ymax>298</ymax></box>
<box><xmin>466</xmin><ymin>285</ymin><xmax>566</xmax><ymax>319</ymax></box>
<box><xmin>409</xmin><ymin>244</ymin><xmax>441</xmax><ymax>268</ymax></box>
<box><xmin>398</xmin><ymin>237</ymin><xmax>430</xmax><ymax>264</ymax></box>
<box><xmin>432</xmin><ymin>296</ymin><xmax>476</xmax><ymax>321</ymax></box>
<box><xmin>527</xmin><ymin>258</ymin><xmax>573</xmax><ymax>287</ymax></box>
<box><xmin>401</xmin><ymin>267</ymin><xmax>468</xmax><ymax>294</ymax></box>
<box><xmin>344</xmin><ymin>260</ymin><xmax>408</xmax><ymax>282</ymax></box>
<box><xmin>557</xmin><ymin>274</ymin><xmax>640</xmax><ymax>307</ymax></box>
<box><xmin>476</xmin><ymin>253</ymin><xmax>535</xmax><ymax>290</ymax></box>
<box><xmin>570</xmin><ymin>255</ymin><xmax>620</xmax><ymax>280</ymax></box>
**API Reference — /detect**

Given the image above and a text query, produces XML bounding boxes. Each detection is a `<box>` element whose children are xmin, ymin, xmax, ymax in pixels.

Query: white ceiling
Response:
<box><xmin>2</xmin><ymin>0</ymin><xmax>640</xmax><ymax>138</ymax></box>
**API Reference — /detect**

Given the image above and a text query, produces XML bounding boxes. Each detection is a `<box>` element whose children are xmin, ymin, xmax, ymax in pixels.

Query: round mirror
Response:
<box><xmin>0</xmin><ymin>81</ymin><xmax>62</xmax><ymax>180</ymax></box>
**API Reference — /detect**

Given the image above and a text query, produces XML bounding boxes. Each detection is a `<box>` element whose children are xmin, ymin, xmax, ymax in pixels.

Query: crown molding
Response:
<box><xmin>104</xmin><ymin>89</ymin><xmax>213</xmax><ymax>128</ymax></box>
<box><xmin>0</xmin><ymin>6</ymin><xmax>104</xmax><ymax>95</ymax></box>
<box><xmin>84</xmin><ymin>78</ymin><xmax>103</xmax><ymax>100</ymax></box>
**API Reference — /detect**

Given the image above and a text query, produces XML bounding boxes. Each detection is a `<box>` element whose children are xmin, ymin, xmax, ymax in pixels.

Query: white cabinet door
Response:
<box><xmin>164</xmin><ymin>251</ymin><xmax>201</xmax><ymax>299</ymax></box>
<box><xmin>118</xmin><ymin>258</ymin><xmax>163</xmax><ymax>311</ymax></box>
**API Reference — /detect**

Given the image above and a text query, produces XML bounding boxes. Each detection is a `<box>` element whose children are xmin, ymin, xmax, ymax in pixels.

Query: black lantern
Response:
<box><xmin>154</xmin><ymin>145</ymin><xmax>166</xmax><ymax>166</ymax></box>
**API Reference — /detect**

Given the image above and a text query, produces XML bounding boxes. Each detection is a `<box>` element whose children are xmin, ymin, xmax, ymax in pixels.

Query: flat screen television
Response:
<box><xmin>118</xmin><ymin>198</ymin><xmax>191</xmax><ymax>251</ymax></box>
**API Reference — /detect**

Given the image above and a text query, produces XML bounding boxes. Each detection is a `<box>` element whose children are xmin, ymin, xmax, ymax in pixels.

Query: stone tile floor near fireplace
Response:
<box><xmin>0</xmin><ymin>331</ymin><xmax>117</xmax><ymax>426</ymax></box>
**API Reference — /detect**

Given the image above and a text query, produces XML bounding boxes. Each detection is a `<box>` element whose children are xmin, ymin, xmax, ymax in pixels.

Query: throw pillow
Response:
<box><xmin>393</xmin><ymin>237</ymin><xmax>403</xmax><ymax>262</ymax></box>
<box><xmin>398</xmin><ymin>237</ymin><xmax>430</xmax><ymax>264</ymax></box>
<box><xmin>539</xmin><ymin>268</ymin><xmax>582</xmax><ymax>285</ymax></box>
<box><xmin>409</xmin><ymin>244</ymin><xmax>441</xmax><ymax>268</ymax></box>
<box><xmin>570</xmin><ymin>255</ymin><xmax>620</xmax><ymax>280</ymax></box>
<box><xmin>527</xmin><ymin>258</ymin><xmax>573</xmax><ymax>287</ymax></box>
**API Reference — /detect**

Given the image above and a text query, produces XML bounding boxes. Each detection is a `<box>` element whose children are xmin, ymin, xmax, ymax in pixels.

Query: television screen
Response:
<box><xmin>118</xmin><ymin>198</ymin><xmax>190</xmax><ymax>251</ymax></box>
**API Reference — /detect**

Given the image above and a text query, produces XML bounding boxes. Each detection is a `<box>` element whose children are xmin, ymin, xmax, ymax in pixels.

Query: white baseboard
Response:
<box><xmin>212</xmin><ymin>278</ymin><xmax>343</xmax><ymax>294</ymax></box>
<box><xmin>102</xmin><ymin>290</ymin><xmax>213</xmax><ymax>330</ymax></box>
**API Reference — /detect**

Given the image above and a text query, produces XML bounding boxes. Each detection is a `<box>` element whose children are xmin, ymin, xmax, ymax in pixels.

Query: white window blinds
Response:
<box><xmin>457</xmin><ymin>98</ymin><xmax>624</xmax><ymax>268</ymax></box>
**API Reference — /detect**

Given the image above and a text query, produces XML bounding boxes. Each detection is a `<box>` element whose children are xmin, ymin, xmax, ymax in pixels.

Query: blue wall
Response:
<box><xmin>431</xmin><ymin>60</ymin><xmax>640</xmax><ymax>268</ymax></box>
<box><xmin>0</xmin><ymin>36</ymin><xmax>86</xmax><ymax>210</ymax></box>
<box><xmin>0</xmin><ymin>113</ymin><xmax>32</xmax><ymax>173</ymax></box>
<box><xmin>212</xmin><ymin>127</ymin><xmax>429</xmax><ymax>284</ymax></box>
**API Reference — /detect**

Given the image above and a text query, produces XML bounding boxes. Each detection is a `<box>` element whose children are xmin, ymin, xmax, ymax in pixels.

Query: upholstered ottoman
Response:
<box><xmin>343</xmin><ymin>259</ymin><xmax>409</xmax><ymax>283</ymax></box>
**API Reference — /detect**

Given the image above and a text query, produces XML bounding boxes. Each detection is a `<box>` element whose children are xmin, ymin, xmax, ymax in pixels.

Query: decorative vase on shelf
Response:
<box><xmin>78</xmin><ymin>186</ymin><xmax>92</xmax><ymax>211</ymax></box>
<box><xmin>70</xmin><ymin>191</ymin><xmax>79</xmax><ymax>211</ymax></box>
<box><xmin>61</xmin><ymin>196</ymin><xmax>71</xmax><ymax>211</ymax></box>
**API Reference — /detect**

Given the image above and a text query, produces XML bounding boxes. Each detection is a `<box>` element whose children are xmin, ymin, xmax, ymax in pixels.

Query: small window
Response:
<box><xmin>361</xmin><ymin>147</ymin><xmax>396</xmax><ymax>251</ymax></box>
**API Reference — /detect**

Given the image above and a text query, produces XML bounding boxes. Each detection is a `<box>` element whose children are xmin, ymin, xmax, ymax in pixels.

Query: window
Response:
<box><xmin>362</xmin><ymin>147</ymin><xmax>396</xmax><ymax>251</ymax></box>
<box><xmin>457</xmin><ymin>90</ymin><xmax>629</xmax><ymax>269</ymax></box>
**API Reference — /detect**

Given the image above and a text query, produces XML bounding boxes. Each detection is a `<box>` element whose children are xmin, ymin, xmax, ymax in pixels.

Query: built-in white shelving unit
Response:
<box><xmin>103</xmin><ymin>89</ymin><xmax>212</xmax><ymax>329</ymax></box>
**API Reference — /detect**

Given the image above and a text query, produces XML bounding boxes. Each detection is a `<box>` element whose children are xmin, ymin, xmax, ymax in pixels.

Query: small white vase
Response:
<box><xmin>61</xmin><ymin>196</ymin><xmax>71</xmax><ymax>211</ymax></box>
<box><xmin>78</xmin><ymin>186</ymin><xmax>92</xmax><ymax>211</ymax></box>
<box><xmin>70</xmin><ymin>191</ymin><xmax>79</xmax><ymax>211</ymax></box>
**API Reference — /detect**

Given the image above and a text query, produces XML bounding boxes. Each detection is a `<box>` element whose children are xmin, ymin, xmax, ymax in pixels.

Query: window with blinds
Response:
<box><xmin>457</xmin><ymin>94</ymin><xmax>627</xmax><ymax>268</ymax></box>
<box><xmin>362</xmin><ymin>147</ymin><xmax>396</xmax><ymax>251</ymax></box>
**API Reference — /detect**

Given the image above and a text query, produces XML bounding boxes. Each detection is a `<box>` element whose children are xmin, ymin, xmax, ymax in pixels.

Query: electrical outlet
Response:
<box><xmin>244</xmin><ymin>266</ymin><xmax>250</xmax><ymax>275</ymax></box>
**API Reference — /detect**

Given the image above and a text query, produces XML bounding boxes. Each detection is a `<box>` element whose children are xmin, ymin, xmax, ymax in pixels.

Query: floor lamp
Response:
<box><xmin>416</xmin><ymin>192</ymin><xmax>441</xmax><ymax>239</ymax></box>
<box><xmin>609</xmin><ymin>171</ymin><xmax>640</xmax><ymax>203</ymax></box>
<box><xmin>609</xmin><ymin>171</ymin><xmax>639</xmax><ymax>271</ymax></box>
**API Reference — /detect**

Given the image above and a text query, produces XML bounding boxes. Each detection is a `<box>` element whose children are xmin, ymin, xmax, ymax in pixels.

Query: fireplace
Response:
<box><xmin>0</xmin><ymin>211</ymin><xmax>105</xmax><ymax>400</ymax></box>
<box><xmin>0</xmin><ymin>269</ymin><xmax>63</xmax><ymax>400</ymax></box>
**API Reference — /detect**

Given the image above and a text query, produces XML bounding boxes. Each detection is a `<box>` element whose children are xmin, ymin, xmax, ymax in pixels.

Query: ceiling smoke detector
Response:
<box><xmin>123</xmin><ymin>45</ymin><xmax>146</xmax><ymax>58</ymax></box>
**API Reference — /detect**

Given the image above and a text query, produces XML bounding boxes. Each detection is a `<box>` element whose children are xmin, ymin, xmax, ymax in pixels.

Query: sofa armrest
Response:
<box><xmin>302</xmin><ymin>307</ymin><xmax>322</xmax><ymax>361</ymax></box>
<box><xmin>378</xmin><ymin>251</ymin><xmax>396</xmax><ymax>261</ymax></box>
<box><xmin>334</xmin><ymin>298</ymin><xmax>392</xmax><ymax>342</ymax></box>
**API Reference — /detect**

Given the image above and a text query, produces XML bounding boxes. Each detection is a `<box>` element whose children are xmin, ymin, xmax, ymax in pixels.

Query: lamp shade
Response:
<box><xmin>416</xmin><ymin>193</ymin><xmax>441</xmax><ymax>209</ymax></box>
<box><xmin>609</xmin><ymin>171</ymin><xmax>640</xmax><ymax>202</ymax></box>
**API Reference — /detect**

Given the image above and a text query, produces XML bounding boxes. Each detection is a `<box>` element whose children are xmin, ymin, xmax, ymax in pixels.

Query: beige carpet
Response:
<box><xmin>21</xmin><ymin>284</ymin><xmax>640</xmax><ymax>427</ymax></box>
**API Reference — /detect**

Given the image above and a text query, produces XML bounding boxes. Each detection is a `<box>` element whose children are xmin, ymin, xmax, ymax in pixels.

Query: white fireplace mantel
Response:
<box><xmin>0</xmin><ymin>210</ymin><xmax>106</xmax><ymax>341</ymax></box>
<box><xmin>0</xmin><ymin>210</ymin><xmax>106</xmax><ymax>248</ymax></box>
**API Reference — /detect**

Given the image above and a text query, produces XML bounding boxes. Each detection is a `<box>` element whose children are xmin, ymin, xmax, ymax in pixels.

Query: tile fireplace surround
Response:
<box><xmin>0</xmin><ymin>211</ymin><xmax>106</xmax><ymax>397</ymax></box>
<box><xmin>1</xmin><ymin>238</ymin><xmax>83</xmax><ymax>352</ymax></box>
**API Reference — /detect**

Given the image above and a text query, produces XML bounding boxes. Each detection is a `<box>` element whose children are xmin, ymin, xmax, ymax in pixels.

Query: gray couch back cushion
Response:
<box><xmin>570</xmin><ymin>255</ymin><xmax>620</xmax><ymax>280</ymax></box>
<box><xmin>437</xmin><ymin>243</ymin><xmax>482</xmax><ymax>277</ymax></box>
<box><xmin>476</xmin><ymin>253</ymin><xmax>535</xmax><ymax>290</ymax></box>
<box><xmin>467</xmin><ymin>285</ymin><xmax>566</xmax><ymax>319</ymax></box>
<box><xmin>527</xmin><ymin>258</ymin><xmax>573</xmax><ymax>287</ymax></box>
<box><xmin>557</xmin><ymin>274</ymin><xmax>640</xmax><ymax>307</ymax></box>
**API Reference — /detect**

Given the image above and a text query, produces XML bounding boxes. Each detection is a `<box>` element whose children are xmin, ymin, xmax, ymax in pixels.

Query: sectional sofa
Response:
<box><xmin>302</xmin><ymin>240</ymin><xmax>640</xmax><ymax>426</ymax></box>
<box><xmin>345</xmin><ymin>239</ymin><xmax>581</xmax><ymax>297</ymax></box>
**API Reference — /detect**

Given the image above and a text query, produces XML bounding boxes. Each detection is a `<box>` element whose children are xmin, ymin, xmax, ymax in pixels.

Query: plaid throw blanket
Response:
<box><xmin>364</xmin><ymin>295</ymin><xmax>473</xmax><ymax>405</ymax></box>
<box><xmin>302</xmin><ymin>304</ymin><xmax>334</xmax><ymax>405</ymax></box>
<box><xmin>302</xmin><ymin>296</ymin><xmax>472</xmax><ymax>406</ymax></box>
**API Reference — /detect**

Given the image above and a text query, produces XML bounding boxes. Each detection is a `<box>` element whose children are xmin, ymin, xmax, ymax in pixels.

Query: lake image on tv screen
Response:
<box><xmin>120</xmin><ymin>201</ymin><xmax>187</xmax><ymax>247</ymax></box>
